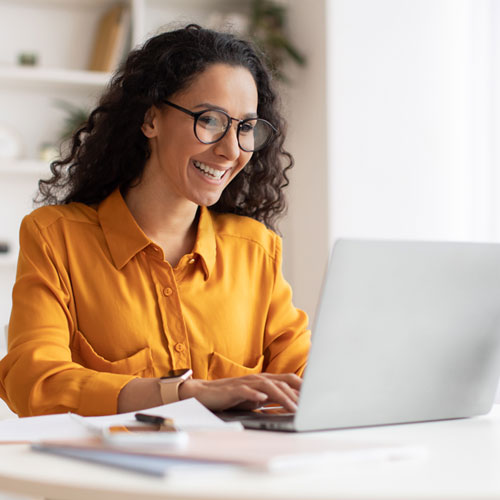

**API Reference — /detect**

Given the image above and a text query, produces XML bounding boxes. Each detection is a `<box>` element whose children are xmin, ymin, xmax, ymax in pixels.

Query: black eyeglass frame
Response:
<box><xmin>162</xmin><ymin>100</ymin><xmax>277</xmax><ymax>153</ymax></box>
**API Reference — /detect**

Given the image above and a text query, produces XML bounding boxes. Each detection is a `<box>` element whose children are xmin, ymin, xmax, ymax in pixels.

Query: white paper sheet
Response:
<box><xmin>0</xmin><ymin>398</ymin><xmax>239</xmax><ymax>443</ymax></box>
<box><xmin>87</xmin><ymin>397</ymin><xmax>239</xmax><ymax>431</ymax></box>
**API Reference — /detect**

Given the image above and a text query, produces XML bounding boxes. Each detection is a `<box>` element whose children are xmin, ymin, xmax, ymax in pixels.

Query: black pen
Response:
<box><xmin>135</xmin><ymin>412</ymin><xmax>176</xmax><ymax>430</ymax></box>
<box><xmin>135</xmin><ymin>413</ymin><xmax>165</xmax><ymax>425</ymax></box>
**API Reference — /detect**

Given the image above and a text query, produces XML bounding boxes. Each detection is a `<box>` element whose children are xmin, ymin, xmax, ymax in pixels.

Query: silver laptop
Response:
<box><xmin>218</xmin><ymin>239</ymin><xmax>500</xmax><ymax>431</ymax></box>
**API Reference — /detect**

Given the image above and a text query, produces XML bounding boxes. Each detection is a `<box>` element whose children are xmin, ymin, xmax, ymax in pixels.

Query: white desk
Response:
<box><xmin>1</xmin><ymin>406</ymin><xmax>500</xmax><ymax>500</ymax></box>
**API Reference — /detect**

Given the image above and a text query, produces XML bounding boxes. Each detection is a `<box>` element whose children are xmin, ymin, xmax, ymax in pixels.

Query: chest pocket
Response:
<box><xmin>207</xmin><ymin>351</ymin><xmax>264</xmax><ymax>380</ymax></box>
<box><xmin>71</xmin><ymin>330</ymin><xmax>153</xmax><ymax>377</ymax></box>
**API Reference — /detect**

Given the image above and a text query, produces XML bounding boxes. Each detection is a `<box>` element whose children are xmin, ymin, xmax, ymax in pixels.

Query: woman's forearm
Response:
<box><xmin>117</xmin><ymin>377</ymin><xmax>163</xmax><ymax>413</ymax></box>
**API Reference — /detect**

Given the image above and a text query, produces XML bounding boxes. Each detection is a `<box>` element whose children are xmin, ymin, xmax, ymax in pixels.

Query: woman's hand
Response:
<box><xmin>178</xmin><ymin>373</ymin><xmax>302</xmax><ymax>412</ymax></box>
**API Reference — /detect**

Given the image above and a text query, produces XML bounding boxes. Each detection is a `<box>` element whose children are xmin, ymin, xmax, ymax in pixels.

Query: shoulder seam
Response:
<box><xmin>29</xmin><ymin>208</ymin><xmax>98</xmax><ymax>231</ymax></box>
<box><xmin>217</xmin><ymin>232</ymin><xmax>277</xmax><ymax>261</ymax></box>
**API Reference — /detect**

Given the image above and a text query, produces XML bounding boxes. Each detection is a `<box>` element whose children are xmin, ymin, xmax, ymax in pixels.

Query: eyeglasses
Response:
<box><xmin>163</xmin><ymin>100</ymin><xmax>277</xmax><ymax>152</ymax></box>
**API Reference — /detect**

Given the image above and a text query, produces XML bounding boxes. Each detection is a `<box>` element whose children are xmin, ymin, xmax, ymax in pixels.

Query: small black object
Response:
<box><xmin>135</xmin><ymin>413</ymin><xmax>166</xmax><ymax>425</ymax></box>
<box><xmin>0</xmin><ymin>242</ymin><xmax>9</xmax><ymax>253</ymax></box>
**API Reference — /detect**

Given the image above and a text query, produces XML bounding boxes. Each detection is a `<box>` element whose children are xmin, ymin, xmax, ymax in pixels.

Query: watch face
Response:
<box><xmin>161</xmin><ymin>368</ymin><xmax>191</xmax><ymax>380</ymax></box>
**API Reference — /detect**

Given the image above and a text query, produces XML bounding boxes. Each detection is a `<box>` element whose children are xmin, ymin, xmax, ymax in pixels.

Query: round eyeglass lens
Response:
<box><xmin>194</xmin><ymin>110</ymin><xmax>276</xmax><ymax>152</ymax></box>
<box><xmin>195</xmin><ymin>110</ymin><xmax>229</xmax><ymax>144</ymax></box>
<box><xmin>238</xmin><ymin>119</ymin><xmax>275</xmax><ymax>152</ymax></box>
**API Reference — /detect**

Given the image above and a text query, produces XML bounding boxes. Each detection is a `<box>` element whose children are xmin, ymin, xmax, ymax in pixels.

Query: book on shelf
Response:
<box><xmin>88</xmin><ymin>4</ymin><xmax>131</xmax><ymax>73</ymax></box>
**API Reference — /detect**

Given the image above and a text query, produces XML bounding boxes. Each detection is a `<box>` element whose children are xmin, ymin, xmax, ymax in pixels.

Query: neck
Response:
<box><xmin>124</xmin><ymin>174</ymin><xmax>199</xmax><ymax>265</ymax></box>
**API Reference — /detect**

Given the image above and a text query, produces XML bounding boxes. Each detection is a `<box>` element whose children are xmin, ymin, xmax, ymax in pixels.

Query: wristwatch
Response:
<box><xmin>158</xmin><ymin>368</ymin><xmax>193</xmax><ymax>404</ymax></box>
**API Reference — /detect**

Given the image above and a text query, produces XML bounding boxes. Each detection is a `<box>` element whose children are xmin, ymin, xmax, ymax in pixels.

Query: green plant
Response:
<box><xmin>54</xmin><ymin>100</ymin><xmax>90</xmax><ymax>143</ymax></box>
<box><xmin>248</xmin><ymin>0</ymin><xmax>306</xmax><ymax>81</ymax></box>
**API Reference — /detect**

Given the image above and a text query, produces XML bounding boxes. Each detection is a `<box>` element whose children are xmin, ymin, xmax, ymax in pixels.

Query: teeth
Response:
<box><xmin>193</xmin><ymin>160</ymin><xmax>225</xmax><ymax>180</ymax></box>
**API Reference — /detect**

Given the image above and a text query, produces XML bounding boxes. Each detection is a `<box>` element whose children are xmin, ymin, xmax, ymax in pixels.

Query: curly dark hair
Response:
<box><xmin>37</xmin><ymin>24</ymin><xmax>293</xmax><ymax>231</ymax></box>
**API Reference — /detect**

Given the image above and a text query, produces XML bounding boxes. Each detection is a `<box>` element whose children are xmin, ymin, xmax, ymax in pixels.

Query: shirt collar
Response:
<box><xmin>98</xmin><ymin>188</ymin><xmax>216</xmax><ymax>278</ymax></box>
<box><xmin>98</xmin><ymin>188</ymin><xmax>150</xmax><ymax>270</ymax></box>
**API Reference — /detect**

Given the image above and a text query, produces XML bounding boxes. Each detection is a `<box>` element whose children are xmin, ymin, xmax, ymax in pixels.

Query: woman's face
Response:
<box><xmin>141</xmin><ymin>63</ymin><xmax>257</xmax><ymax>208</ymax></box>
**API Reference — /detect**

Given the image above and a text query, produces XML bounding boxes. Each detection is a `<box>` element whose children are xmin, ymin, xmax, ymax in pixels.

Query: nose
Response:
<box><xmin>213</xmin><ymin>122</ymin><xmax>240</xmax><ymax>161</ymax></box>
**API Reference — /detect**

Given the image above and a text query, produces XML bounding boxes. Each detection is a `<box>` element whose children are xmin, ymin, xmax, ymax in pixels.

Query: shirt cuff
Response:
<box><xmin>78</xmin><ymin>372</ymin><xmax>137</xmax><ymax>416</ymax></box>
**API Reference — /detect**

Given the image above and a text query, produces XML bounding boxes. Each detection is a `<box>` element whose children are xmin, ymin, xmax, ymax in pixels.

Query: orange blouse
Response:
<box><xmin>0</xmin><ymin>189</ymin><xmax>310</xmax><ymax>417</ymax></box>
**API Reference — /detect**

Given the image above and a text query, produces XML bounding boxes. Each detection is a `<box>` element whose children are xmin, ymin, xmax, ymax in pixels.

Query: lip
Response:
<box><xmin>191</xmin><ymin>159</ymin><xmax>231</xmax><ymax>185</ymax></box>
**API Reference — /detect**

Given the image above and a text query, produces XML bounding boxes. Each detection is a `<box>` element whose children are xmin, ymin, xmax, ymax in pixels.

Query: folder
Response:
<box><xmin>33</xmin><ymin>441</ymin><xmax>221</xmax><ymax>477</ymax></box>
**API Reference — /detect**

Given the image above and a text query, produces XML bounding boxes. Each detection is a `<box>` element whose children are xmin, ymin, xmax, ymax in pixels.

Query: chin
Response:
<box><xmin>191</xmin><ymin>193</ymin><xmax>223</xmax><ymax>208</ymax></box>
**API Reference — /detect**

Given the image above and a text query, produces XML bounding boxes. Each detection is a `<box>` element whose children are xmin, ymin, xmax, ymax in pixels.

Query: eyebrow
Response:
<box><xmin>193</xmin><ymin>102</ymin><xmax>258</xmax><ymax>119</ymax></box>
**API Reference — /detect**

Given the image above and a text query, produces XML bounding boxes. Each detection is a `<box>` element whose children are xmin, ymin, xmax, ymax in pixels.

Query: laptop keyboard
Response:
<box><xmin>215</xmin><ymin>409</ymin><xmax>295</xmax><ymax>430</ymax></box>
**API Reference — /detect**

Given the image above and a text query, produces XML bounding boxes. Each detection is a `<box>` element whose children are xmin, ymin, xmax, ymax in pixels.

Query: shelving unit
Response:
<box><xmin>0</xmin><ymin>0</ymin><xmax>120</xmax><ymax>330</ymax></box>
<box><xmin>0</xmin><ymin>66</ymin><xmax>110</xmax><ymax>90</ymax></box>
<box><xmin>0</xmin><ymin>159</ymin><xmax>50</xmax><ymax>176</ymax></box>
<box><xmin>0</xmin><ymin>0</ymin><xmax>254</xmax><ymax>328</ymax></box>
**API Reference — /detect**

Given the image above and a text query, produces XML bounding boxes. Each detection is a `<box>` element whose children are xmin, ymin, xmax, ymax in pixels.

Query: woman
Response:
<box><xmin>0</xmin><ymin>25</ymin><xmax>310</xmax><ymax>417</ymax></box>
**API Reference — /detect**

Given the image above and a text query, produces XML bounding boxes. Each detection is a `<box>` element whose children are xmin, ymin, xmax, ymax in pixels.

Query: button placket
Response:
<box><xmin>152</xmin><ymin>265</ymin><xmax>191</xmax><ymax>370</ymax></box>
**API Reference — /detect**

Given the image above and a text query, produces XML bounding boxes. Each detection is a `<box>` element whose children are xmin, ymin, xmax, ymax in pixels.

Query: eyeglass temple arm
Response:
<box><xmin>163</xmin><ymin>100</ymin><xmax>198</xmax><ymax>118</ymax></box>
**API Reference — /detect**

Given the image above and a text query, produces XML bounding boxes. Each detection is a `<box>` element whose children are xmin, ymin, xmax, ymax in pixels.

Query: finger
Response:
<box><xmin>274</xmin><ymin>380</ymin><xmax>300</xmax><ymax>405</ymax></box>
<box><xmin>217</xmin><ymin>385</ymin><xmax>268</xmax><ymax>411</ymax></box>
<box><xmin>235</xmin><ymin>375</ymin><xmax>301</xmax><ymax>411</ymax></box>
<box><xmin>179</xmin><ymin>379</ymin><xmax>266</xmax><ymax>411</ymax></box>
<box><xmin>264</xmin><ymin>381</ymin><xmax>299</xmax><ymax>411</ymax></box>
<box><xmin>182</xmin><ymin>376</ymin><xmax>300</xmax><ymax>412</ymax></box>
<box><xmin>248</xmin><ymin>379</ymin><xmax>298</xmax><ymax>413</ymax></box>
<box><xmin>260</xmin><ymin>373</ymin><xmax>303</xmax><ymax>390</ymax></box>
<box><xmin>220</xmin><ymin>373</ymin><xmax>303</xmax><ymax>391</ymax></box>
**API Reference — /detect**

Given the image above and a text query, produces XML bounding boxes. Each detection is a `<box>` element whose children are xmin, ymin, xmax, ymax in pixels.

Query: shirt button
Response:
<box><xmin>163</xmin><ymin>287</ymin><xmax>173</xmax><ymax>297</ymax></box>
<box><xmin>175</xmin><ymin>343</ymin><xmax>185</xmax><ymax>352</ymax></box>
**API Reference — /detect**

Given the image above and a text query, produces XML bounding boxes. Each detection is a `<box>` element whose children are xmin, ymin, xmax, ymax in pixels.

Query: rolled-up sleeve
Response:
<box><xmin>0</xmin><ymin>216</ymin><xmax>135</xmax><ymax>417</ymax></box>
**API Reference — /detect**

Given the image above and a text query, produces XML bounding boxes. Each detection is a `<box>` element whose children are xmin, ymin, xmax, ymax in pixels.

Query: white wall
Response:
<box><xmin>281</xmin><ymin>0</ymin><xmax>329</xmax><ymax>322</ymax></box>
<box><xmin>327</xmin><ymin>0</ymin><xmax>499</xmax><ymax>245</ymax></box>
<box><xmin>494</xmin><ymin>0</ymin><xmax>500</xmax><ymax>239</ymax></box>
<box><xmin>280</xmin><ymin>0</ymin><xmax>500</xmax><ymax>322</ymax></box>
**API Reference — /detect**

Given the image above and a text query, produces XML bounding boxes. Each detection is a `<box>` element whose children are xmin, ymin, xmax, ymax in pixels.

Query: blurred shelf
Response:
<box><xmin>0</xmin><ymin>0</ymin><xmax>119</xmax><ymax>9</ymax></box>
<box><xmin>0</xmin><ymin>159</ymin><xmax>51</xmax><ymax>176</ymax></box>
<box><xmin>0</xmin><ymin>66</ymin><xmax>111</xmax><ymax>91</ymax></box>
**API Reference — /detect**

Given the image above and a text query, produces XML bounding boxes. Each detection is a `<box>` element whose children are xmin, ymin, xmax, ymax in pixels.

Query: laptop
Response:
<box><xmin>217</xmin><ymin>239</ymin><xmax>500</xmax><ymax>431</ymax></box>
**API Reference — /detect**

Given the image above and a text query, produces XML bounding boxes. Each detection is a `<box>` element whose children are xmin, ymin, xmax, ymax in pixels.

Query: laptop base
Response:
<box><xmin>215</xmin><ymin>409</ymin><xmax>296</xmax><ymax>431</ymax></box>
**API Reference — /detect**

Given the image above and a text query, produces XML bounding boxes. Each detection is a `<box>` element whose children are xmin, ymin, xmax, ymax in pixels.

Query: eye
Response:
<box><xmin>239</xmin><ymin>121</ymin><xmax>255</xmax><ymax>134</ymax></box>
<box><xmin>197</xmin><ymin>111</ymin><xmax>226</xmax><ymax>130</ymax></box>
<box><xmin>198</xmin><ymin>115</ymin><xmax>219</xmax><ymax>128</ymax></box>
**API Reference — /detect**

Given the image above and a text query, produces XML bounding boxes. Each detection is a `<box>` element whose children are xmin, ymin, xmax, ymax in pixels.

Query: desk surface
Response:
<box><xmin>1</xmin><ymin>406</ymin><xmax>500</xmax><ymax>500</ymax></box>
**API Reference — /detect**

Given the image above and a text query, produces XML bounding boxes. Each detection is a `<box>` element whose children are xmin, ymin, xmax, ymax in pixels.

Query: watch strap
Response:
<box><xmin>158</xmin><ymin>369</ymin><xmax>193</xmax><ymax>404</ymax></box>
<box><xmin>159</xmin><ymin>379</ymin><xmax>183</xmax><ymax>404</ymax></box>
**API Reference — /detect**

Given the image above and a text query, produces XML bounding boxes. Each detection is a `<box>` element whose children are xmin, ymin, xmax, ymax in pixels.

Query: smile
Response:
<box><xmin>193</xmin><ymin>160</ymin><xmax>227</xmax><ymax>180</ymax></box>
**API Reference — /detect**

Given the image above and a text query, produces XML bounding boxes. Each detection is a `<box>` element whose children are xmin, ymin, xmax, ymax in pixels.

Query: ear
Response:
<box><xmin>141</xmin><ymin>107</ymin><xmax>159</xmax><ymax>138</ymax></box>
